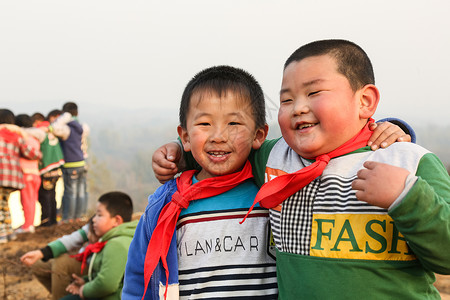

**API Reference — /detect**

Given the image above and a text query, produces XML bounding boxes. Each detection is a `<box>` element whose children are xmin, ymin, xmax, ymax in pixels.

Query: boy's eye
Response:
<box><xmin>308</xmin><ymin>91</ymin><xmax>320</xmax><ymax>96</ymax></box>
<box><xmin>229</xmin><ymin>122</ymin><xmax>241</xmax><ymax>126</ymax></box>
<box><xmin>197</xmin><ymin>122</ymin><xmax>210</xmax><ymax>126</ymax></box>
<box><xmin>281</xmin><ymin>98</ymin><xmax>293</xmax><ymax>104</ymax></box>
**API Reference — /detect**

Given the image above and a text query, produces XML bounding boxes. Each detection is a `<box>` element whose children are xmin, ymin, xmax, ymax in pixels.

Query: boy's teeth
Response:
<box><xmin>209</xmin><ymin>151</ymin><xmax>227</xmax><ymax>157</ymax></box>
<box><xmin>298</xmin><ymin>124</ymin><xmax>314</xmax><ymax>129</ymax></box>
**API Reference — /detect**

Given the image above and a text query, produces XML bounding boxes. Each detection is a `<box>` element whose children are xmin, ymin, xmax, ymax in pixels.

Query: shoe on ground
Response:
<box><xmin>15</xmin><ymin>225</ymin><xmax>35</xmax><ymax>234</ymax></box>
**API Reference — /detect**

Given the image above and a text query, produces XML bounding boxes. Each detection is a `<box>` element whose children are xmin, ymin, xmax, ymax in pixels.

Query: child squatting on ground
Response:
<box><xmin>122</xmin><ymin>66</ymin><xmax>278</xmax><ymax>299</ymax></box>
<box><xmin>61</xmin><ymin>191</ymin><xmax>137</xmax><ymax>300</ymax></box>
<box><xmin>152</xmin><ymin>40</ymin><xmax>449</xmax><ymax>299</ymax></box>
<box><xmin>21</xmin><ymin>191</ymin><xmax>137</xmax><ymax>300</ymax></box>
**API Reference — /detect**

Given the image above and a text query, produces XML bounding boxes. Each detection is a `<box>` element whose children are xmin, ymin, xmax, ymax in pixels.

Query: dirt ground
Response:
<box><xmin>1</xmin><ymin>220</ymin><xmax>449</xmax><ymax>300</ymax></box>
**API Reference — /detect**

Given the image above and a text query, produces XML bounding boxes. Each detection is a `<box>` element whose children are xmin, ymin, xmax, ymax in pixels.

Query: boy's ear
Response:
<box><xmin>177</xmin><ymin>125</ymin><xmax>191</xmax><ymax>152</ymax></box>
<box><xmin>252</xmin><ymin>124</ymin><xmax>269</xmax><ymax>150</ymax></box>
<box><xmin>359</xmin><ymin>84</ymin><xmax>380</xmax><ymax>119</ymax></box>
<box><xmin>114</xmin><ymin>214</ymin><xmax>124</xmax><ymax>226</ymax></box>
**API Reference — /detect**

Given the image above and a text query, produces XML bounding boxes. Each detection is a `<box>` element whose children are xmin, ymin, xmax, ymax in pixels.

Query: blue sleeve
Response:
<box><xmin>378</xmin><ymin>117</ymin><xmax>416</xmax><ymax>143</ymax></box>
<box><xmin>122</xmin><ymin>212</ymin><xmax>149</xmax><ymax>299</ymax></box>
<box><xmin>122</xmin><ymin>181</ymin><xmax>178</xmax><ymax>300</ymax></box>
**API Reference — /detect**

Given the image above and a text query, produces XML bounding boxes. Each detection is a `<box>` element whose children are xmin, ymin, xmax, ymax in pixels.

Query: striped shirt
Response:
<box><xmin>177</xmin><ymin>179</ymin><xmax>277</xmax><ymax>299</ymax></box>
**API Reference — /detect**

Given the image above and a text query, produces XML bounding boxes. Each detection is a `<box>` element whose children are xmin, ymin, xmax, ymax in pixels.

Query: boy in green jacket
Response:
<box><xmin>62</xmin><ymin>191</ymin><xmax>137</xmax><ymax>300</ymax></box>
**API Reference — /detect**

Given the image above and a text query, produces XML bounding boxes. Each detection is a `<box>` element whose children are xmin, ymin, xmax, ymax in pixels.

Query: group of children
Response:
<box><xmin>0</xmin><ymin>102</ymin><xmax>89</xmax><ymax>244</ymax></box>
<box><xmin>8</xmin><ymin>38</ymin><xmax>449</xmax><ymax>300</ymax></box>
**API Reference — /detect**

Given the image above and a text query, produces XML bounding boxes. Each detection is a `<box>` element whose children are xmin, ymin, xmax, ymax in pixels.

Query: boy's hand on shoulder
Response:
<box><xmin>368</xmin><ymin>122</ymin><xmax>411</xmax><ymax>150</ymax></box>
<box><xmin>352</xmin><ymin>161</ymin><xmax>410</xmax><ymax>209</ymax></box>
<box><xmin>152</xmin><ymin>142</ymin><xmax>182</xmax><ymax>183</ymax></box>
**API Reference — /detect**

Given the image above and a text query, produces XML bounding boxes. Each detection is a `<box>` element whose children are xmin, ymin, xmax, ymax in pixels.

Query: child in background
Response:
<box><xmin>51</xmin><ymin>102</ymin><xmax>89</xmax><ymax>222</ymax></box>
<box><xmin>36</xmin><ymin>109</ymin><xmax>64</xmax><ymax>226</ymax></box>
<box><xmin>15</xmin><ymin>114</ymin><xmax>45</xmax><ymax>233</ymax></box>
<box><xmin>0</xmin><ymin>109</ymin><xmax>41</xmax><ymax>243</ymax></box>
<box><xmin>62</xmin><ymin>191</ymin><xmax>137</xmax><ymax>300</ymax></box>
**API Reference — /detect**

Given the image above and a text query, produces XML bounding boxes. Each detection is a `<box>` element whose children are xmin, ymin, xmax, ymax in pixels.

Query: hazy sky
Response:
<box><xmin>1</xmin><ymin>0</ymin><xmax>449</xmax><ymax>128</ymax></box>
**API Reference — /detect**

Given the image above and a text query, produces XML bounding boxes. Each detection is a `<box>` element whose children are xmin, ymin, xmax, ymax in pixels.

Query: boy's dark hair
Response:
<box><xmin>284</xmin><ymin>39</ymin><xmax>375</xmax><ymax>92</ymax></box>
<box><xmin>179</xmin><ymin>65</ymin><xmax>266</xmax><ymax>129</ymax></box>
<box><xmin>0</xmin><ymin>109</ymin><xmax>15</xmax><ymax>124</ymax></box>
<box><xmin>62</xmin><ymin>102</ymin><xmax>78</xmax><ymax>116</ymax></box>
<box><xmin>47</xmin><ymin>109</ymin><xmax>62</xmax><ymax>120</ymax></box>
<box><xmin>98</xmin><ymin>191</ymin><xmax>133</xmax><ymax>222</ymax></box>
<box><xmin>31</xmin><ymin>113</ymin><xmax>45</xmax><ymax>124</ymax></box>
<box><xmin>15</xmin><ymin>114</ymin><xmax>33</xmax><ymax>128</ymax></box>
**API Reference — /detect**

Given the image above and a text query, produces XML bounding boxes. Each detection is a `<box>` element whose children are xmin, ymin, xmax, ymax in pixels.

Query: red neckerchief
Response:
<box><xmin>142</xmin><ymin>160</ymin><xmax>253</xmax><ymax>300</ymax></box>
<box><xmin>241</xmin><ymin>119</ymin><xmax>374</xmax><ymax>223</ymax></box>
<box><xmin>71</xmin><ymin>241</ymin><xmax>107</xmax><ymax>273</ymax></box>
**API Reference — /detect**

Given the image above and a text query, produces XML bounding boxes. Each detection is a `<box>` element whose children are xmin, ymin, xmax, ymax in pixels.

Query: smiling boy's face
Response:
<box><xmin>178</xmin><ymin>90</ymin><xmax>267</xmax><ymax>181</ymax></box>
<box><xmin>278</xmin><ymin>54</ymin><xmax>370</xmax><ymax>159</ymax></box>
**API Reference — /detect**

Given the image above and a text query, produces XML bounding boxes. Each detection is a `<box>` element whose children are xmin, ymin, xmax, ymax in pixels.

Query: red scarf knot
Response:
<box><xmin>317</xmin><ymin>154</ymin><xmax>330</xmax><ymax>164</ymax></box>
<box><xmin>170</xmin><ymin>191</ymin><xmax>189</xmax><ymax>209</ymax></box>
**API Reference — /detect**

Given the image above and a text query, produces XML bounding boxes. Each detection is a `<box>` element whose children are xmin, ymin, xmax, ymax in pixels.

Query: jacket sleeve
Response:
<box><xmin>82</xmin><ymin>238</ymin><xmax>130</xmax><ymax>298</ymax></box>
<box><xmin>389</xmin><ymin>153</ymin><xmax>450</xmax><ymax>274</ymax></box>
<box><xmin>122</xmin><ymin>212</ymin><xmax>151</xmax><ymax>299</ymax></box>
<box><xmin>248</xmin><ymin>138</ymin><xmax>280</xmax><ymax>187</ymax></box>
<box><xmin>46</xmin><ymin>224</ymin><xmax>89</xmax><ymax>258</ymax></box>
<box><xmin>18</xmin><ymin>136</ymin><xmax>42</xmax><ymax>160</ymax></box>
<box><xmin>50</xmin><ymin>112</ymin><xmax>72</xmax><ymax>140</ymax></box>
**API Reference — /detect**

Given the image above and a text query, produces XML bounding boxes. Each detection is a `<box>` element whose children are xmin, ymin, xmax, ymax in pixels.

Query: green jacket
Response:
<box><xmin>82</xmin><ymin>220</ymin><xmax>138</xmax><ymax>300</ymax></box>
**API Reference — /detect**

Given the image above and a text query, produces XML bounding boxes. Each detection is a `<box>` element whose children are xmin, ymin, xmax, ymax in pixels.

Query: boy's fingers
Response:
<box><xmin>352</xmin><ymin>178</ymin><xmax>364</xmax><ymax>191</ymax></box>
<box><xmin>164</xmin><ymin>143</ymin><xmax>181</xmax><ymax>162</ymax></box>
<box><xmin>354</xmin><ymin>190</ymin><xmax>366</xmax><ymax>201</ymax></box>
<box><xmin>152</xmin><ymin>151</ymin><xmax>176</xmax><ymax>170</ymax></box>
<box><xmin>397</xmin><ymin>134</ymin><xmax>411</xmax><ymax>142</ymax></box>
<box><xmin>362</xmin><ymin>160</ymin><xmax>377</xmax><ymax>170</ymax></box>
<box><xmin>369</xmin><ymin>123</ymin><xmax>394</xmax><ymax>148</ymax></box>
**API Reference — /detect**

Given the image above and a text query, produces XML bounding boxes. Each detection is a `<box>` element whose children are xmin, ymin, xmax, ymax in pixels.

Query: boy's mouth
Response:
<box><xmin>208</xmin><ymin>151</ymin><xmax>230</xmax><ymax>158</ymax></box>
<box><xmin>296</xmin><ymin>122</ymin><xmax>317</xmax><ymax>130</ymax></box>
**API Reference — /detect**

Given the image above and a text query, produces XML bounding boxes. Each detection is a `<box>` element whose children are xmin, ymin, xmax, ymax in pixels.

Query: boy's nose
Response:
<box><xmin>292</xmin><ymin>98</ymin><xmax>309</xmax><ymax>115</ymax></box>
<box><xmin>209</xmin><ymin>126</ymin><xmax>228</xmax><ymax>143</ymax></box>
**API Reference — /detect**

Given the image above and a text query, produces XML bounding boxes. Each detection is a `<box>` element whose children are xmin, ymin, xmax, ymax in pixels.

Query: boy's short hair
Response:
<box><xmin>15</xmin><ymin>114</ymin><xmax>33</xmax><ymax>128</ymax></box>
<box><xmin>98</xmin><ymin>191</ymin><xmax>133</xmax><ymax>222</ymax></box>
<box><xmin>284</xmin><ymin>39</ymin><xmax>375</xmax><ymax>92</ymax></box>
<box><xmin>179</xmin><ymin>65</ymin><xmax>266</xmax><ymax>129</ymax></box>
<box><xmin>0</xmin><ymin>109</ymin><xmax>15</xmax><ymax>124</ymax></box>
<box><xmin>47</xmin><ymin>109</ymin><xmax>62</xmax><ymax>120</ymax></box>
<box><xmin>62</xmin><ymin>102</ymin><xmax>78</xmax><ymax>116</ymax></box>
<box><xmin>31</xmin><ymin>112</ymin><xmax>45</xmax><ymax>124</ymax></box>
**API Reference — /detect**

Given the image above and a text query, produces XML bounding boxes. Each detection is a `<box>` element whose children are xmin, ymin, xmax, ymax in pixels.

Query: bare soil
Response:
<box><xmin>1</xmin><ymin>220</ymin><xmax>449</xmax><ymax>299</ymax></box>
